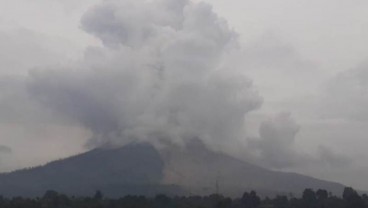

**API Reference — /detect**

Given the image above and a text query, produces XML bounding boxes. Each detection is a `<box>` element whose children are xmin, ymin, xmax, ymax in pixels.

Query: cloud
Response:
<box><xmin>0</xmin><ymin>74</ymin><xmax>77</xmax><ymax>128</ymax></box>
<box><xmin>4</xmin><ymin>0</ymin><xmax>347</xmax><ymax>172</ymax></box>
<box><xmin>319</xmin><ymin>63</ymin><xmax>368</xmax><ymax>121</ymax></box>
<box><xmin>247</xmin><ymin>112</ymin><xmax>302</xmax><ymax>168</ymax></box>
<box><xmin>0</xmin><ymin>28</ymin><xmax>80</xmax><ymax>76</ymax></box>
<box><xmin>27</xmin><ymin>0</ymin><xmax>262</xmax><ymax>149</ymax></box>
<box><xmin>81</xmin><ymin>0</ymin><xmax>190</xmax><ymax>48</ymax></box>
<box><xmin>238</xmin><ymin>33</ymin><xmax>327</xmax><ymax>101</ymax></box>
<box><xmin>0</xmin><ymin>145</ymin><xmax>12</xmax><ymax>154</ymax></box>
<box><xmin>0</xmin><ymin>0</ymin><xmax>351</xmax><ymax>175</ymax></box>
<box><xmin>0</xmin><ymin>145</ymin><xmax>12</xmax><ymax>172</ymax></box>
<box><xmin>246</xmin><ymin>112</ymin><xmax>351</xmax><ymax>170</ymax></box>
<box><xmin>317</xmin><ymin>146</ymin><xmax>352</xmax><ymax>168</ymax></box>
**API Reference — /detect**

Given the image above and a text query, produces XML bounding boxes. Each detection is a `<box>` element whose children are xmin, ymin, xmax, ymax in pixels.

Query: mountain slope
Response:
<box><xmin>0</xmin><ymin>143</ymin><xmax>183</xmax><ymax>197</ymax></box>
<box><xmin>162</xmin><ymin>140</ymin><xmax>345</xmax><ymax>196</ymax></box>
<box><xmin>0</xmin><ymin>141</ymin><xmax>345</xmax><ymax>197</ymax></box>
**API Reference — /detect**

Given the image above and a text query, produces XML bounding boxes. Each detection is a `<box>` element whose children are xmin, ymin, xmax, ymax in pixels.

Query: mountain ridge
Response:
<box><xmin>0</xmin><ymin>141</ymin><xmax>346</xmax><ymax>197</ymax></box>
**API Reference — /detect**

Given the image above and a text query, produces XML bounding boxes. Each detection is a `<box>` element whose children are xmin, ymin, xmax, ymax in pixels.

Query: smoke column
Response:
<box><xmin>28</xmin><ymin>0</ymin><xmax>263</xmax><ymax>150</ymax></box>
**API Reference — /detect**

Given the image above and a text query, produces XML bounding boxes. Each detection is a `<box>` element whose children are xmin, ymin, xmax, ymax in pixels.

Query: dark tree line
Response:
<box><xmin>0</xmin><ymin>187</ymin><xmax>367</xmax><ymax>208</ymax></box>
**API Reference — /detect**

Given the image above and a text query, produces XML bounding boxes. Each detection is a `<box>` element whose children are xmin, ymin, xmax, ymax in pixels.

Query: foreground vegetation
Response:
<box><xmin>0</xmin><ymin>187</ymin><xmax>367</xmax><ymax>208</ymax></box>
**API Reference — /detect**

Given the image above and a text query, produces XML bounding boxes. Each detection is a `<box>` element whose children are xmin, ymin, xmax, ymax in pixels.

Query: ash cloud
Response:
<box><xmin>246</xmin><ymin>113</ymin><xmax>351</xmax><ymax>170</ymax></box>
<box><xmin>28</xmin><ymin>0</ymin><xmax>262</xmax><ymax>149</ymax></box>
<box><xmin>0</xmin><ymin>0</ymin><xmax>345</xmax><ymax>173</ymax></box>
<box><xmin>247</xmin><ymin>112</ymin><xmax>301</xmax><ymax>169</ymax></box>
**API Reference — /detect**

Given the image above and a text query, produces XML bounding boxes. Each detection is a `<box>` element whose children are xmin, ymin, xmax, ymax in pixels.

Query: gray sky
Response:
<box><xmin>1</xmin><ymin>0</ymin><xmax>368</xmax><ymax>190</ymax></box>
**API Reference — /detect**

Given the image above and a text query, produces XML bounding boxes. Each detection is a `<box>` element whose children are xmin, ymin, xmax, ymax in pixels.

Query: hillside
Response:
<box><xmin>0</xmin><ymin>141</ymin><xmax>345</xmax><ymax>197</ymax></box>
<box><xmin>0</xmin><ymin>143</ymin><xmax>183</xmax><ymax>197</ymax></box>
<box><xmin>162</xmin><ymin>140</ymin><xmax>345</xmax><ymax>196</ymax></box>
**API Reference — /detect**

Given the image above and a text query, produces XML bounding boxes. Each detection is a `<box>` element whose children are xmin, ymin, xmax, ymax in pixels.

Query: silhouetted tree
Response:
<box><xmin>343</xmin><ymin>187</ymin><xmax>365</xmax><ymax>208</ymax></box>
<box><xmin>0</xmin><ymin>188</ymin><xmax>366</xmax><ymax>208</ymax></box>
<box><xmin>241</xmin><ymin>191</ymin><xmax>260</xmax><ymax>208</ymax></box>
<box><xmin>155</xmin><ymin>194</ymin><xmax>171</xmax><ymax>208</ymax></box>
<box><xmin>302</xmin><ymin>188</ymin><xmax>317</xmax><ymax>208</ymax></box>
<box><xmin>316</xmin><ymin>189</ymin><xmax>328</xmax><ymax>201</ymax></box>
<box><xmin>273</xmin><ymin>195</ymin><xmax>289</xmax><ymax>208</ymax></box>
<box><xmin>94</xmin><ymin>190</ymin><xmax>103</xmax><ymax>200</ymax></box>
<box><xmin>42</xmin><ymin>190</ymin><xmax>60</xmax><ymax>208</ymax></box>
<box><xmin>362</xmin><ymin>193</ymin><xmax>368</xmax><ymax>207</ymax></box>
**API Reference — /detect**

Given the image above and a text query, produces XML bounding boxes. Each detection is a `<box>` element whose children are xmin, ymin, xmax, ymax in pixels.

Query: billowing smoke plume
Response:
<box><xmin>248</xmin><ymin>113</ymin><xmax>301</xmax><ymax>168</ymax></box>
<box><xmin>245</xmin><ymin>113</ymin><xmax>351</xmax><ymax>170</ymax></box>
<box><xmin>28</xmin><ymin>0</ymin><xmax>262</xmax><ymax>149</ymax></box>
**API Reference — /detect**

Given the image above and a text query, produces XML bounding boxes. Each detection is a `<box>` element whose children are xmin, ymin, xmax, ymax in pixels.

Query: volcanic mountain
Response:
<box><xmin>0</xmin><ymin>141</ymin><xmax>345</xmax><ymax>197</ymax></box>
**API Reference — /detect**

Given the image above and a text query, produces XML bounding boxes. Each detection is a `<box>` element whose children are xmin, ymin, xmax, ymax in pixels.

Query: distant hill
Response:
<box><xmin>0</xmin><ymin>143</ymin><xmax>183</xmax><ymax>197</ymax></box>
<box><xmin>0</xmin><ymin>141</ymin><xmax>345</xmax><ymax>197</ymax></box>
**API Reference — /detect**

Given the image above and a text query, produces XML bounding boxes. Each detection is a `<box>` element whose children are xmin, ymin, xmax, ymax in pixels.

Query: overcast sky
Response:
<box><xmin>1</xmin><ymin>0</ymin><xmax>368</xmax><ymax>190</ymax></box>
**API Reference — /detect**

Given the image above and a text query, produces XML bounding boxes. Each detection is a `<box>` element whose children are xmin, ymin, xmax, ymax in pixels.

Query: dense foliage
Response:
<box><xmin>0</xmin><ymin>187</ymin><xmax>367</xmax><ymax>208</ymax></box>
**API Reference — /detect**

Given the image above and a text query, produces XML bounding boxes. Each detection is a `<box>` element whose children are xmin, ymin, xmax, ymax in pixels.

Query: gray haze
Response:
<box><xmin>0</xmin><ymin>145</ymin><xmax>11</xmax><ymax>154</ymax></box>
<box><xmin>0</xmin><ymin>0</ymin><xmax>368</xmax><ymax>190</ymax></box>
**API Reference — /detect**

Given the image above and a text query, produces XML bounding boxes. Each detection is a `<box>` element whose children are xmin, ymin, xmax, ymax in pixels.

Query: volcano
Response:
<box><xmin>0</xmin><ymin>141</ymin><xmax>345</xmax><ymax>197</ymax></box>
